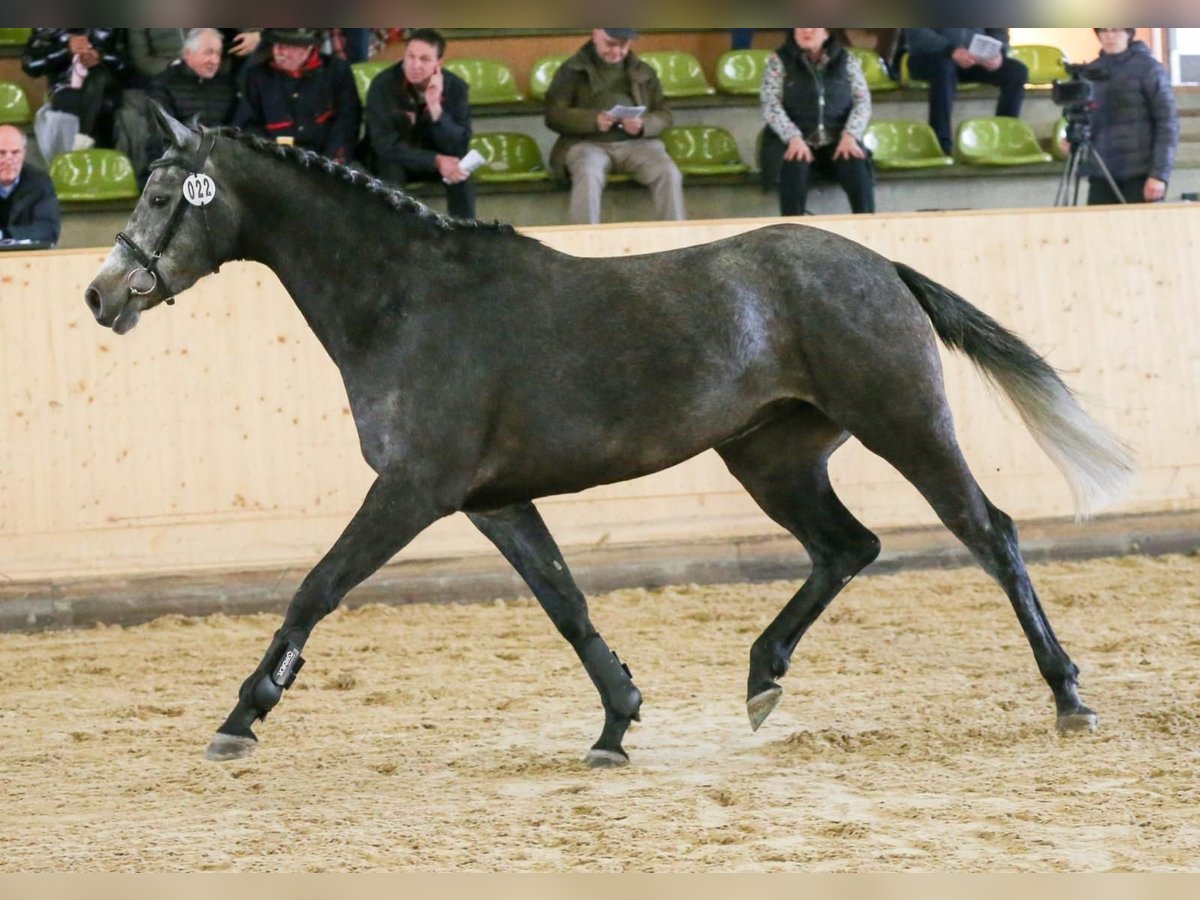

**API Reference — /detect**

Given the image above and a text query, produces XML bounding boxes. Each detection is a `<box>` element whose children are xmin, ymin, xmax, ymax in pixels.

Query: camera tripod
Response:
<box><xmin>1055</xmin><ymin>127</ymin><xmax>1125</xmax><ymax>207</ymax></box>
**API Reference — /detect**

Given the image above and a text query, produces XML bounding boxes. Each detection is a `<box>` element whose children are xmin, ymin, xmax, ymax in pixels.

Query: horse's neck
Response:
<box><xmin>232</xmin><ymin>159</ymin><xmax>413</xmax><ymax>361</ymax></box>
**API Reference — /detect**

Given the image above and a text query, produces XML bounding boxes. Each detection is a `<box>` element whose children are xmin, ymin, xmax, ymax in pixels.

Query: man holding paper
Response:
<box><xmin>365</xmin><ymin>28</ymin><xmax>476</xmax><ymax>219</ymax></box>
<box><xmin>903</xmin><ymin>28</ymin><xmax>1029</xmax><ymax>155</ymax></box>
<box><xmin>545</xmin><ymin>28</ymin><xmax>685</xmax><ymax>224</ymax></box>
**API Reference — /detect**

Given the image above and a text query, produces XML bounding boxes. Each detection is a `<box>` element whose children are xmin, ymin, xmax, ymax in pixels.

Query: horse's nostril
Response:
<box><xmin>85</xmin><ymin>286</ymin><xmax>103</xmax><ymax>317</ymax></box>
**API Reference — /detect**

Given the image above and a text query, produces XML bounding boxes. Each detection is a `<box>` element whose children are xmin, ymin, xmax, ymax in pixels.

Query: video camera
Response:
<box><xmin>1051</xmin><ymin>62</ymin><xmax>1111</xmax><ymax>147</ymax></box>
<box><xmin>1051</xmin><ymin>61</ymin><xmax>1110</xmax><ymax>110</ymax></box>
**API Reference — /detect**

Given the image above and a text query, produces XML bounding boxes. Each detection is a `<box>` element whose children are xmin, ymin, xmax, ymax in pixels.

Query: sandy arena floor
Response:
<box><xmin>0</xmin><ymin>553</ymin><xmax>1198</xmax><ymax>872</ymax></box>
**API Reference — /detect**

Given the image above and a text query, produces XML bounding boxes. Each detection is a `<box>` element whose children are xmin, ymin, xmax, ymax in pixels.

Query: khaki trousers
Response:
<box><xmin>564</xmin><ymin>139</ymin><xmax>686</xmax><ymax>225</ymax></box>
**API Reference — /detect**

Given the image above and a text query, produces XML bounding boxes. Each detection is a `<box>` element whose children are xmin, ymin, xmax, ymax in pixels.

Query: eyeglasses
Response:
<box><xmin>1095</xmin><ymin>28</ymin><xmax>1128</xmax><ymax>34</ymax></box>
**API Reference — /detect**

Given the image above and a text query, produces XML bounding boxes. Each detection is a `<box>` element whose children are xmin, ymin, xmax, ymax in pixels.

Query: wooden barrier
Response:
<box><xmin>1</xmin><ymin>204</ymin><xmax>1198</xmax><ymax>582</ymax></box>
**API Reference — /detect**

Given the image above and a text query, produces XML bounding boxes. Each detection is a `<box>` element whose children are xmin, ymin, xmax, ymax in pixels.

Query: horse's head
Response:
<box><xmin>85</xmin><ymin>105</ymin><xmax>236</xmax><ymax>334</ymax></box>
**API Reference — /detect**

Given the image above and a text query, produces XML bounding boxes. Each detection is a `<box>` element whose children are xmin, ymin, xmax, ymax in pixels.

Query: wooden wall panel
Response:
<box><xmin>1</xmin><ymin>205</ymin><xmax>1197</xmax><ymax>581</ymax></box>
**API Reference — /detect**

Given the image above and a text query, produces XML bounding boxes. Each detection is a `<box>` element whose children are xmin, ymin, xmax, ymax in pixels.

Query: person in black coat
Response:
<box><xmin>365</xmin><ymin>28</ymin><xmax>476</xmax><ymax>219</ymax></box>
<box><xmin>149</xmin><ymin>29</ymin><xmax>237</xmax><ymax>128</ymax></box>
<box><xmin>1082</xmin><ymin>28</ymin><xmax>1179</xmax><ymax>205</ymax></box>
<box><xmin>233</xmin><ymin>28</ymin><xmax>361</xmax><ymax>164</ymax></box>
<box><xmin>0</xmin><ymin>125</ymin><xmax>61</xmax><ymax>246</ymax></box>
<box><xmin>21</xmin><ymin>28</ymin><xmax>126</xmax><ymax>147</ymax></box>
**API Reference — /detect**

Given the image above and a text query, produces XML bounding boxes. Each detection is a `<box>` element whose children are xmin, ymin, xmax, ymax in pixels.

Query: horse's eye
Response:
<box><xmin>150</xmin><ymin>195</ymin><xmax>169</xmax><ymax>208</ymax></box>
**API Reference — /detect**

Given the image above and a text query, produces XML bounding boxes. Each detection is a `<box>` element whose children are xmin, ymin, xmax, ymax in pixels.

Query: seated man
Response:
<box><xmin>22</xmin><ymin>28</ymin><xmax>126</xmax><ymax>150</ymax></box>
<box><xmin>903</xmin><ymin>28</ymin><xmax>1029</xmax><ymax>155</ymax></box>
<box><xmin>364</xmin><ymin>28</ymin><xmax>475</xmax><ymax>219</ymax></box>
<box><xmin>0</xmin><ymin>125</ymin><xmax>62</xmax><ymax>246</ymax></box>
<box><xmin>545</xmin><ymin>28</ymin><xmax>685</xmax><ymax>225</ymax></box>
<box><xmin>150</xmin><ymin>29</ymin><xmax>237</xmax><ymax>127</ymax></box>
<box><xmin>233</xmin><ymin>28</ymin><xmax>361</xmax><ymax>163</ymax></box>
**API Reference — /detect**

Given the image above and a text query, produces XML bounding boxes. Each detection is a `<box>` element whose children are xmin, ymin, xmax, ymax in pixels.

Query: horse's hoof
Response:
<box><xmin>1056</xmin><ymin>710</ymin><xmax>1098</xmax><ymax>734</ymax></box>
<box><xmin>584</xmin><ymin>748</ymin><xmax>629</xmax><ymax>768</ymax></box>
<box><xmin>747</xmin><ymin>686</ymin><xmax>783</xmax><ymax>732</ymax></box>
<box><xmin>205</xmin><ymin>732</ymin><xmax>258</xmax><ymax>761</ymax></box>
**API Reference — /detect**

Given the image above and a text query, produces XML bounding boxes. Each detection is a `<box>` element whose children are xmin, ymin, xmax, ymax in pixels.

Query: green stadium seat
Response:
<box><xmin>638</xmin><ymin>51</ymin><xmax>714</xmax><ymax>98</ymax></box>
<box><xmin>1050</xmin><ymin>116</ymin><xmax>1070</xmax><ymax>161</ymax></box>
<box><xmin>50</xmin><ymin>149</ymin><xmax>139</xmax><ymax>201</ymax></box>
<box><xmin>1009</xmin><ymin>44</ymin><xmax>1070</xmax><ymax>86</ymax></box>
<box><xmin>954</xmin><ymin>116</ymin><xmax>1053</xmax><ymax>166</ymax></box>
<box><xmin>529</xmin><ymin>54</ymin><xmax>569</xmax><ymax>100</ymax></box>
<box><xmin>849</xmin><ymin>48</ymin><xmax>898</xmax><ymax>93</ymax></box>
<box><xmin>0</xmin><ymin>81</ymin><xmax>32</xmax><ymax>126</ymax></box>
<box><xmin>863</xmin><ymin>120</ymin><xmax>954</xmax><ymax>169</ymax></box>
<box><xmin>442</xmin><ymin>58</ymin><xmax>523</xmax><ymax>104</ymax></box>
<box><xmin>899</xmin><ymin>52</ymin><xmax>980</xmax><ymax>91</ymax></box>
<box><xmin>0</xmin><ymin>29</ymin><xmax>32</xmax><ymax>46</ymax></box>
<box><xmin>714</xmin><ymin>49</ymin><xmax>772</xmax><ymax>95</ymax></box>
<box><xmin>661</xmin><ymin>125</ymin><xmax>749</xmax><ymax>176</ymax></box>
<box><xmin>351</xmin><ymin>60</ymin><xmax>391</xmax><ymax>105</ymax></box>
<box><xmin>467</xmin><ymin>132</ymin><xmax>551</xmax><ymax>183</ymax></box>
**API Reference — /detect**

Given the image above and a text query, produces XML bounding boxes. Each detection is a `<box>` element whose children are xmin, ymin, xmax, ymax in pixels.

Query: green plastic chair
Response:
<box><xmin>899</xmin><ymin>52</ymin><xmax>979</xmax><ymax>91</ymax></box>
<box><xmin>467</xmin><ymin>132</ymin><xmax>551</xmax><ymax>183</ymax></box>
<box><xmin>954</xmin><ymin>116</ymin><xmax>1053</xmax><ymax>166</ymax></box>
<box><xmin>528</xmin><ymin>54</ymin><xmax>569</xmax><ymax>100</ymax></box>
<box><xmin>50</xmin><ymin>149</ymin><xmax>139</xmax><ymax>201</ymax></box>
<box><xmin>848</xmin><ymin>48</ymin><xmax>898</xmax><ymax>93</ymax></box>
<box><xmin>1050</xmin><ymin>116</ymin><xmax>1070</xmax><ymax>162</ymax></box>
<box><xmin>0</xmin><ymin>28</ymin><xmax>32</xmax><ymax>46</ymax></box>
<box><xmin>715</xmin><ymin>49</ymin><xmax>772</xmax><ymax>95</ymax></box>
<box><xmin>0</xmin><ymin>81</ymin><xmax>32</xmax><ymax>126</ymax></box>
<box><xmin>351</xmin><ymin>60</ymin><xmax>391</xmax><ymax>105</ymax></box>
<box><xmin>1009</xmin><ymin>44</ymin><xmax>1069</xmax><ymax>86</ymax></box>
<box><xmin>863</xmin><ymin>120</ymin><xmax>954</xmax><ymax>169</ymax></box>
<box><xmin>661</xmin><ymin>125</ymin><xmax>749</xmax><ymax>176</ymax></box>
<box><xmin>638</xmin><ymin>51</ymin><xmax>714</xmax><ymax>98</ymax></box>
<box><xmin>442</xmin><ymin>58</ymin><xmax>524</xmax><ymax>104</ymax></box>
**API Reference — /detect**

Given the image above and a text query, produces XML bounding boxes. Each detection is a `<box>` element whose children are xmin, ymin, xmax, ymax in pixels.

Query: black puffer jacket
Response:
<box><xmin>149</xmin><ymin>60</ymin><xmax>237</xmax><ymax>127</ymax></box>
<box><xmin>21</xmin><ymin>29</ymin><xmax>126</xmax><ymax>93</ymax></box>
<box><xmin>1086</xmin><ymin>41</ymin><xmax>1178</xmax><ymax>183</ymax></box>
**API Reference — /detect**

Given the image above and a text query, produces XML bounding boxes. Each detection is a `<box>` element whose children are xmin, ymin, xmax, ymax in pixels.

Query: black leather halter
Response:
<box><xmin>115</xmin><ymin>131</ymin><xmax>220</xmax><ymax>303</ymax></box>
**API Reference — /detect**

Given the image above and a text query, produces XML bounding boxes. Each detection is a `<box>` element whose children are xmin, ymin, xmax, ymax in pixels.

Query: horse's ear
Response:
<box><xmin>150</xmin><ymin>101</ymin><xmax>201</xmax><ymax>153</ymax></box>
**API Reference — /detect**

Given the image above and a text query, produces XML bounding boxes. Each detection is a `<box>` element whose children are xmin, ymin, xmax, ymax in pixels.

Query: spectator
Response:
<box><xmin>150</xmin><ymin>29</ymin><xmax>237</xmax><ymax>127</ymax></box>
<box><xmin>365</xmin><ymin>28</ymin><xmax>475</xmax><ymax>219</ymax></box>
<box><xmin>544</xmin><ymin>28</ymin><xmax>685</xmax><ymax>225</ymax></box>
<box><xmin>0</xmin><ymin>125</ymin><xmax>61</xmax><ymax>246</ymax></box>
<box><xmin>903</xmin><ymin>28</ymin><xmax>1028</xmax><ymax>155</ymax></box>
<box><xmin>220</xmin><ymin>29</ymin><xmax>265</xmax><ymax>83</ymax></box>
<box><xmin>1083</xmin><ymin>28</ymin><xmax>1179</xmax><ymax>205</ymax></box>
<box><xmin>21</xmin><ymin>28</ymin><xmax>126</xmax><ymax>149</ymax></box>
<box><xmin>114</xmin><ymin>29</ymin><xmax>186</xmax><ymax>181</ymax></box>
<box><xmin>760</xmin><ymin>28</ymin><xmax>875</xmax><ymax>216</ymax></box>
<box><xmin>233</xmin><ymin>28</ymin><xmax>360</xmax><ymax>163</ymax></box>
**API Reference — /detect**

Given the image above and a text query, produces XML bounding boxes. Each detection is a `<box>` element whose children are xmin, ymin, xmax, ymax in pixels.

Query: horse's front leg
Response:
<box><xmin>469</xmin><ymin>503</ymin><xmax>642</xmax><ymax>767</ymax></box>
<box><xmin>205</xmin><ymin>469</ymin><xmax>453</xmax><ymax>761</ymax></box>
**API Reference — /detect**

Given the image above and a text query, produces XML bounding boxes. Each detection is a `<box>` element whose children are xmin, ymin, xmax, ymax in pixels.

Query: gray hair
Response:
<box><xmin>183</xmin><ymin>28</ymin><xmax>223</xmax><ymax>52</ymax></box>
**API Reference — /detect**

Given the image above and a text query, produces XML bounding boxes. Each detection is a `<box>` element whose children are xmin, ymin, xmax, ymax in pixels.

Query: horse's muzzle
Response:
<box><xmin>85</xmin><ymin>280</ymin><xmax>145</xmax><ymax>335</ymax></box>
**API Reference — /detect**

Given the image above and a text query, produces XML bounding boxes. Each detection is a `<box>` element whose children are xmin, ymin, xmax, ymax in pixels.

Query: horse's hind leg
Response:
<box><xmin>469</xmin><ymin>503</ymin><xmax>642</xmax><ymax>767</ymax></box>
<box><xmin>206</xmin><ymin>471</ymin><xmax>447</xmax><ymax>761</ymax></box>
<box><xmin>846</xmin><ymin>409</ymin><xmax>1096</xmax><ymax>733</ymax></box>
<box><xmin>716</xmin><ymin>407</ymin><xmax>881</xmax><ymax>731</ymax></box>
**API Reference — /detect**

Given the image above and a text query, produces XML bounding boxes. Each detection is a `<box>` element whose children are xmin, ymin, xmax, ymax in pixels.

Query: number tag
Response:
<box><xmin>183</xmin><ymin>173</ymin><xmax>216</xmax><ymax>207</ymax></box>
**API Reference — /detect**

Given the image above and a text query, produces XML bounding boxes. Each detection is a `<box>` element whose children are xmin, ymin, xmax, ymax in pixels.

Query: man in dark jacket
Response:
<box><xmin>903</xmin><ymin>28</ymin><xmax>1029</xmax><ymax>154</ymax></box>
<box><xmin>0</xmin><ymin>125</ymin><xmax>61</xmax><ymax>246</ymax></box>
<box><xmin>150</xmin><ymin>29</ymin><xmax>237</xmax><ymax>127</ymax></box>
<box><xmin>1084</xmin><ymin>28</ymin><xmax>1179</xmax><ymax>205</ymax></box>
<box><xmin>21</xmin><ymin>28</ymin><xmax>126</xmax><ymax>148</ymax></box>
<box><xmin>365</xmin><ymin>28</ymin><xmax>475</xmax><ymax>218</ymax></box>
<box><xmin>234</xmin><ymin>28</ymin><xmax>361</xmax><ymax>163</ymax></box>
<box><xmin>544</xmin><ymin>28</ymin><xmax>685</xmax><ymax>224</ymax></box>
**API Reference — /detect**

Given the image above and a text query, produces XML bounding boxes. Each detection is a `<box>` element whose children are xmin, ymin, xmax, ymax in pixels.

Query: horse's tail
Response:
<box><xmin>893</xmin><ymin>261</ymin><xmax>1134</xmax><ymax>519</ymax></box>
